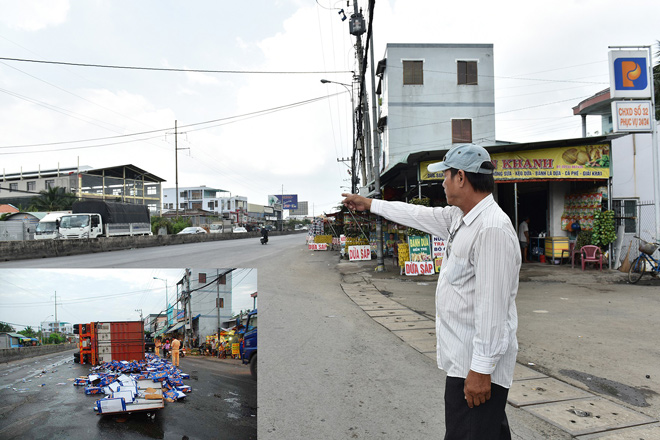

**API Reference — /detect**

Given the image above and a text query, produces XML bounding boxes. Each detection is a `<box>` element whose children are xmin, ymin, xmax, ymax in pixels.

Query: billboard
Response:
<box><xmin>268</xmin><ymin>194</ymin><xmax>298</xmax><ymax>210</ymax></box>
<box><xmin>608</xmin><ymin>50</ymin><xmax>651</xmax><ymax>99</ymax></box>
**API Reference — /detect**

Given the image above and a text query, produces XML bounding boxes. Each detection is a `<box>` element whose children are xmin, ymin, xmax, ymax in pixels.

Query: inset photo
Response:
<box><xmin>0</xmin><ymin>268</ymin><xmax>257</xmax><ymax>440</ymax></box>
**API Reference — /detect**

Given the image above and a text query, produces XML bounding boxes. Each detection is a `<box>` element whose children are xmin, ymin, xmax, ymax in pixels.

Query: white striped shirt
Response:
<box><xmin>371</xmin><ymin>194</ymin><xmax>520</xmax><ymax>388</ymax></box>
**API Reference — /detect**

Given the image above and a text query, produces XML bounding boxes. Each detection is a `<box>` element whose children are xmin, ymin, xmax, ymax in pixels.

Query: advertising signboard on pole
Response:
<box><xmin>608</xmin><ymin>50</ymin><xmax>651</xmax><ymax>99</ymax></box>
<box><xmin>611</xmin><ymin>101</ymin><xmax>653</xmax><ymax>132</ymax></box>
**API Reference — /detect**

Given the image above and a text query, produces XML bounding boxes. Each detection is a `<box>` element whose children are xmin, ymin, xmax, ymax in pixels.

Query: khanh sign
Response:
<box><xmin>405</xmin><ymin>261</ymin><xmax>435</xmax><ymax>276</ymax></box>
<box><xmin>308</xmin><ymin>243</ymin><xmax>328</xmax><ymax>251</ymax></box>
<box><xmin>612</xmin><ymin>101</ymin><xmax>652</xmax><ymax>132</ymax></box>
<box><xmin>420</xmin><ymin>145</ymin><xmax>611</xmax><ymax>182</ymax></box>
<box><xmin>348</xmin><ymin>245</ymin><xmax>371</xmax><ymax>261</ymax></box>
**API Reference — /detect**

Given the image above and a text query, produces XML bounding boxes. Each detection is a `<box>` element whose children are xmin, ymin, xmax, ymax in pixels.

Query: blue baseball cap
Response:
<box><xmin>427</xmin><ymin>144</ymin><xmax>493</xmax><ymax>174</ymax></box>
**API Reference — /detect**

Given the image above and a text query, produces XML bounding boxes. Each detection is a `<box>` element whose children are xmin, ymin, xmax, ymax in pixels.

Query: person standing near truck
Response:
<box><xmin>342</xmin><ymin>144</ymin><xmax>520</xmax><ymax>439</ymax></box>
<box><xmin>155</xmin><ymin>337</ymin><xmax>162</xmax><ymax>357</ymax></box>
<box><xmin>171</xmin><ymin>337</ymin><xmax>181</xmax><ymax>367</ymax></box>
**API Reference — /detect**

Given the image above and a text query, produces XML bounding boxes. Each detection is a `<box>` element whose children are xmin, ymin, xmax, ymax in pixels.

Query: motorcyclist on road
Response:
<box><xmin>261</xmin><ymin>227</ymin><xmax>269</xmax><ymax>244</ymax></box>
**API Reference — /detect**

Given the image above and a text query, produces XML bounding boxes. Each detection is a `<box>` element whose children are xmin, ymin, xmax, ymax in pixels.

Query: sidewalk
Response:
<box><xmin>336</xmin><ymin>256</ymin><xmax>660</xmax><ymax>439</ymax></box>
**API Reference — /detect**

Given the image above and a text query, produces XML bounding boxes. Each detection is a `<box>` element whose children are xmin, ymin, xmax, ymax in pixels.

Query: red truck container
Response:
<box><xmin>73</xmin><ymin>321</ymin><xmax>144</xmax><ymax>365</ymax></box>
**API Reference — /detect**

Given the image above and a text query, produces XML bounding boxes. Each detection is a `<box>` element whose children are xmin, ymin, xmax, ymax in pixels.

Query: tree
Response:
<box><xmin>0</xmin><ymin>322</ymin><xmax>15</xmax><ymax>332</ymax></box>
<box><xmin>18</xmin><ymin>326</ymin><xmax>37</xmax><ymax>338</ymax></box>
<box><xmin>28</xmin><ymin>186</ymin><xmax>77</xmax><ymax>211</ymax></box>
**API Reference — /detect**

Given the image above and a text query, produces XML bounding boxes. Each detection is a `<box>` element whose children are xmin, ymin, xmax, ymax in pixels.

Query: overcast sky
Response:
<box><xmin>0</xmin><ymin>1</ymin><xmax>658</xmax><ymax>214</ymax></box>
<box><xmin>0</xmin><ymin>268</ymin><xmax>257</xmax><ymax>331</ymax></box>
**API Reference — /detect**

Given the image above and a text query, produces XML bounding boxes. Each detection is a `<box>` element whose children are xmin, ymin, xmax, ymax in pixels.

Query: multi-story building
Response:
<box><xmin>377</xmin><ymin>43</ymin><xmax>496</xmax><ymax>172</ymax></box>
<box><xmin>161</xmin><ymin>186</ymin><xmax>247</xmax><ymax>218</ymax></box>
<box><xmin>0</xmin><ymin>164</ymin><xmax>164</xmax><ymax>214</ymax></box>
<box><xmin>40</xmin><ymin>321</ymin><xmax>74</xmax><ymax>338</ymax></box>
<box><xmin>173</xmin><ymin>269</ymin><xmax>235</xmax><ymax>344</ymax></box>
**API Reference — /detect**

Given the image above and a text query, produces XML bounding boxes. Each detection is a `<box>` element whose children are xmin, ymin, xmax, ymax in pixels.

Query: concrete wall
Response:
<box><xmin>0</xmin><ymin>230</ymin><xmax>303</xmax><ymax>262</ymax></box>
<box><xmin>0</xmin><ymin>342</ymin><xmax>77</xmax><ymax>364</ymax></box>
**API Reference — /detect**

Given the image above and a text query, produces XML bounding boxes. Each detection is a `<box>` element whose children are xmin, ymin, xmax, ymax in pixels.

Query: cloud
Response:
<box><xmin>185</xmin><ymin>70</ymin><xmax>220</xmax><ymax>86</ymax></box>
<box><xmin>0</xmin><ymin>0</ymin><xmax>70</xmax><ymax>31</ymax></box>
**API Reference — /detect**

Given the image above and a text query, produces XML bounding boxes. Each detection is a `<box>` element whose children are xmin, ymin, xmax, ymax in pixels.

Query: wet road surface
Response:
<box><xmin>0</xmin><ymin>350</ymin><xmax>256</xmax><ymax>439</ymax></box>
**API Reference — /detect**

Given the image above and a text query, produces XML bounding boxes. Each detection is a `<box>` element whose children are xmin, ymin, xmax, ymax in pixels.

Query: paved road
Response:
<box><xmin>0</xmin><ymin>234</ymin><xmax>301</xmax><ymax>268</ymax></box>
<box><xmin>0</xmin><ymin>350</ymin><xmax>256</xmax><ymax>439</ymax></box>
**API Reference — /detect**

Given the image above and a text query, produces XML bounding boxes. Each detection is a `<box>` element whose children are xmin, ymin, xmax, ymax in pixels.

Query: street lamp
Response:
<box><xmin>321</xmin><ymin>79</ymin><xmax>357</xmax><ymax>193</ymax></box>
<box><xmin>153</xmin><ymin>277</ymin><xmax>169</xmax><ymax>326</ymax></box>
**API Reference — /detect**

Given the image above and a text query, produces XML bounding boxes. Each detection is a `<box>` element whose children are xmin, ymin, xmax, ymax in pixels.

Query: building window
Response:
<box><xmin>112</xmin><ymin>188</ymin><xmax>122</xmax><ymax>196</ymax></box>
<box><xmin>27</xmin><ymin>181</ymin><xmax>36</xmax><ymax>192</ymax></box>
<box><xmin>215</xmin><ymin>200</ymin><xmax>218</xmax><ymax>207</ymax></box>
<box><xmin>9</xmin><ymin>183</ymin><xmax>17</xmax><ymax>192</ymax></box>
<box><xmin>45</xmin><ymin>180</ymin><xmax>55</xmax><ymax>189</ymax></box>
<box><xmin>612</xmin><ymin>199</ymin><xmax>637</xmax><ymax>233</ymax></box>
<box><xmin>199</xmin><ymin>273</ymin><xmax>206</xmax><ymax>283</ymax></box>
<box><xmin>208</xmin><ymin>201</ymin><xmax>214</xmax><ymax>210</ymax></box>
<box><xmin>180</xmin><ymin>191</ymin><xmax>187</xmax><ymax>199</ymax></box>
<box><xmin>147</xmin><ymin>186</ymin><xmax>157</xmax><ymax>195</ymax></box>
<box><xmin>402</xmin><ymin>60</ymin><xmax>423</xmax><ymax>85</ymax></box>
<box><xmin>452</xmin><ymin>119</ymin><xmax>472</xmax><ymax>143</ymax></box>
<box><xmin>219</xmin><ymin>274</ymin><xmax>226</xmax><ymax>285</ymax></box>
<box><xmin>457</xmin><ymin>61</ymin><xmax>478</xmax><ymax>85</ymax></box>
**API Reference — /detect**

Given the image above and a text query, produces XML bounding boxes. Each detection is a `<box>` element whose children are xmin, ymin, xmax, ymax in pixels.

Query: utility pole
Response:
<box><xmin>350</xmin><ymin>2</ymin><xmax>369</xmax><ymax>189</ymax></box>
<box><xmin>368</xmin><ymin>7</ymin><xmax>385</xmax><ymax>272</ymax></box>
<box><xmin>175</xmin><ymin>120</ymin><xmax>179</xmax><ymax>217</ymax></box>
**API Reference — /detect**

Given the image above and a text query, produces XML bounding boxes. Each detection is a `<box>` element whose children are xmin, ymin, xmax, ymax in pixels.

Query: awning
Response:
<box><xmin>8</xmin><ymin>332</ymin><xmax>31</xmax><ymax>340</ymax></box>
<box><xmin>165</xmin><ymin>321</ymin><xmax>185</xmax><ymax>333</ymax></box>
<box><xmin>192</xmin><ymin>314</ymin><xmax>201</xmax><ymax>320</ymax></box>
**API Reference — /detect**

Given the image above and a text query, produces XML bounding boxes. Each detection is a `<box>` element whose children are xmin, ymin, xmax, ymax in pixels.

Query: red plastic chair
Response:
<box><xmin>581</xmin><ymin>245</ymin><xmax>602</xmax><ymax>271</ymax></box>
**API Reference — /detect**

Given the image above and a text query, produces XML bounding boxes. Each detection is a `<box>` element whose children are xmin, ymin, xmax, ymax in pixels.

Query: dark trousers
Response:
<box><xmin>444</xmin><ymin>376</ymin><xmax>511</xmax><ymax>440</ymax></box>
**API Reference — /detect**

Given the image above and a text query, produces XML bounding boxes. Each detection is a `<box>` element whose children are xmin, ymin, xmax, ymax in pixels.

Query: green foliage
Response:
<box><xmin>592</xmin><ymin>210</ymin><xmax>616</xmax><ymax>248</ymax></box>
<box><xmin>575</xmin><ymin>230</ymin><xmax>593</xmax><ymax>253</ymax></box>
<box><xmin>28</xmin><ymin>186</ymin><xmax>77</xmax><ymax>211</ymax></box>
<box><xmin>18</xmin><ymin>326</ymin><xmax>37</xmax><ymax>338</ymax></box>
<box><xmin>150</xmin><ymin>216</ymin><xmax>192</xmax><ymax>235</ymax></box>
<box><xmin>47</xmin><ymin>333</ymin><xmax>65</xmax><ymax>344</ymax></box>
<box><xmin>406</xmin><ymin>198</ymin><xmax>430</xmax><ymax>237</ymax></box>
<box><xmin>0</xmin><ymin>322</ymin><xmax>15</xmax><ymax>332</ymax></box>
<box><xmin>0</xmin><ymin>213</ymin><xmax>10</xmax><ymax>221</ymax></box>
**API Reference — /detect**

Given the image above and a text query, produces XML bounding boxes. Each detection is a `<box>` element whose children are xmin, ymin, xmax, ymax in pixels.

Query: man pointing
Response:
<box><xmin>342</xmin><ymin>144</ymin><xmax>520</xmax><ymax>440</ymax></box>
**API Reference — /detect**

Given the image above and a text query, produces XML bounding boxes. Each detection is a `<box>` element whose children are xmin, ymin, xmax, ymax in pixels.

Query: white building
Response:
<box><xmin>41</xmin><ymin>321</ymin><xmax>73</xmax><ymax>337</ymax></box>
<box><xmin>175</xmin><ymin>269</ymin><xmax>235</xmax><ymax>343</ymax></box>
<box><xmin>378</xmin><ymin>43</ymin><xmax>496</xmax><ymax>172</ymax></box>
<box><xmin>161</xmin><ymin>186</ymin><xmax>247</xmax><ymax>219</ymax></box>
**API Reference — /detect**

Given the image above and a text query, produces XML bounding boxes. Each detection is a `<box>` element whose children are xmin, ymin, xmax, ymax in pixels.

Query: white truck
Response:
<box><xmin>34</xmin><ymin>211</ymin><xmax>71</xmax><ymax>240</ymax></box>
<box><xmin>209</xmin><ymin>220</ymin><xmax>233</xmax><ymax>234</ymax></box>
<box><xmin>57</xmin><ymin>201</ymin><xmax>152</xmax><ymax>239</ymax></box>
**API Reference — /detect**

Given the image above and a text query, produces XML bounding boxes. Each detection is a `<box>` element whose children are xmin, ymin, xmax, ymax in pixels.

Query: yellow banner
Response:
<box><xmin>421</xmin><ymin>145</ymin><xmax>610</xmax><ymax>181</ymax></box>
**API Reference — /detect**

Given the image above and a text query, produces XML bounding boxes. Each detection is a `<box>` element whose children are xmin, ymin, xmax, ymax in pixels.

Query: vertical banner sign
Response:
<box><xmin>432</xmin><ymin>236</ymin><xmax>446</xmax><ymax>273</ymax></box>
<box><xmin>348</xmin><ymin>245</ymin><xmax>371</xmax><ymax>261</ymax></box>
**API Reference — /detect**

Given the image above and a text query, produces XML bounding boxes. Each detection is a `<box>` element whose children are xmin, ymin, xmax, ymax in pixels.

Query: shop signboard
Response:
<box><xmin>232</xmin><ymin>343</ymin><xmax>240</xmax><ymax>356</ymax></box>
<box><xmin>608</xmin><ymin>50</ymin><xmax>651</xmax><ymax>99</ymax></box>
<box><xmin>348</xmin><ymin>245</ymin><xmax>371</xmax><ymax>261</ymax></box>
<box><xmin>308</xmin><ymin>243</ymin><xmax>327</xmax><ymax>251</ymax></box>
<box><xmin>611</xmin><ymin>101</ymin><xmax>652</xmax><ymax>132</ymax></box>
<box><xmin>408</xmin><ymin>235</ymin><xmax>433</xmax><ymax>262</ymax></box>
<box><xmin>432</xmin><ymin>236</ymin><xmax>446</xmax><ymax>274</ymax></box>
<box><xmin>421</xmin><ymin>145</ymin><xmax>611</xmax><ymax>182</ymax></box>
<box><xmin>404</xmin><ymin>261</ymin><xmax>435</xmax><ymax>276</ymax></box>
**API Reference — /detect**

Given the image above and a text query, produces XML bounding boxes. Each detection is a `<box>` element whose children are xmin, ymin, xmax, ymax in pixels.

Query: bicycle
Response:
<box><xmin>628</xmin><ymin>236</ymin><xmax>660</xmax><ymax>283</ymax></box>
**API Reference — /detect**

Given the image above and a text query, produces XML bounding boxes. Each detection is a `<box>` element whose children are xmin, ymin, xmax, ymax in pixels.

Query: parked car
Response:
<box><xmin>178</xmin><ymin>226</ymin><xmax>207</xmax><ymax>235</ymax></box>
<box><xmin>233</xmin><ymin>227</ymin><xmax>248</xmax><ymax>233</ymax></box>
